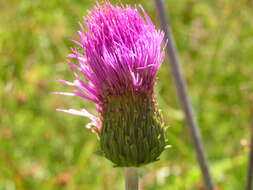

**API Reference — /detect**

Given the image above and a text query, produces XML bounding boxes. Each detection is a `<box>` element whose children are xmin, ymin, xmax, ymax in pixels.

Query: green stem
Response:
<box><xmin>125</xmin><ymin>167</ymin><xmax>138</xmax><ymax>190</ymax></box>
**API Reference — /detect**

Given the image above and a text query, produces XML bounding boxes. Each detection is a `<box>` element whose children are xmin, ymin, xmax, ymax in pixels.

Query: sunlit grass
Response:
<box><xmin>0</xmin><ymin>0</ymin><xmax>252</xmax><ymax>189</ymax></box>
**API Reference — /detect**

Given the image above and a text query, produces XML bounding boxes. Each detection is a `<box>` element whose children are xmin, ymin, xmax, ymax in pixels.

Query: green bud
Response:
<box><xmin>100</xmin><ymin>93</ymin><xmax>166</xmax><ymax>167</ymax></box>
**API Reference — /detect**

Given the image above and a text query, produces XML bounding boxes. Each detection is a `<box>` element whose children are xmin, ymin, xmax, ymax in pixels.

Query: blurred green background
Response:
<box><xmin>1</xmin><ymin>0</ymin><xmax>253</xmax><ymax>189</ymax></box>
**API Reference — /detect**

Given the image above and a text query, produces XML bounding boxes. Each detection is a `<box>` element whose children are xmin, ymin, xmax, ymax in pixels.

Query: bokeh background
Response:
<box><xmin>1</xmin><ymin>0</ymin><xmax>253</xmax><ymax>189</ymax></box>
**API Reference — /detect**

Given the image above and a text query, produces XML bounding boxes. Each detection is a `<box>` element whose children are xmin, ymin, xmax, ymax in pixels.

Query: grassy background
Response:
<box><xmin>1</xmin><ymin>0</ymin><xmax>253</xmax><ymax>189</ymax></box>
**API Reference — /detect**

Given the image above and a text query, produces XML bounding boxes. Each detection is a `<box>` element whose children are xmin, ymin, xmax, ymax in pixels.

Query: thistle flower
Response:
<box><xmin>55</xmin><ymin>2</ymin><xmax>166</xmax><ymax>167</ymax></box>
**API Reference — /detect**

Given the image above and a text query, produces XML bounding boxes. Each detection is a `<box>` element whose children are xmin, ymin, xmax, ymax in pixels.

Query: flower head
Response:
<box><xmin>56</xmin><ymin>2</ymin><xmax>166</xmax><ymax>167</ymax></box>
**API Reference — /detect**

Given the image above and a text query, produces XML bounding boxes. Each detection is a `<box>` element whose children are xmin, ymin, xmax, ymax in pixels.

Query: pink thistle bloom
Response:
<box><xmin>55</xmin><ymin>2</ymin><xmax>166</xmax><ymax>167</ymax></box>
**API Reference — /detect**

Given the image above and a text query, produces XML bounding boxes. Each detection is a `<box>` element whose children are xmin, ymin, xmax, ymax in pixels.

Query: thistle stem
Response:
<box><xmin>125</xmin><ymin>167</ymin><xmax>138</xmax><ymax>190</ymax></box>
<box><xmin>154</xmin><ymin>0</ymin><xmax>214</xmax><ymax>189</ymax></box>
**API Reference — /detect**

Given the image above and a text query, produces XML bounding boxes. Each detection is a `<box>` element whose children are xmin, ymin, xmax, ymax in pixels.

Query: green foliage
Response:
<box><xmin>0</xmin><ymin>0</ymin><xmax>252</xmax><ymax>189</ymax></box>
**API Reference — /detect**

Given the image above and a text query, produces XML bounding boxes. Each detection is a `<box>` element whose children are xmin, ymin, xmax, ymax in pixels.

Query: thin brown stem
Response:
<box><xmin>154</xmin><ymin>0</ymin><xmax>214</xmax><ymax>189</ymax></box>
<box><xmin>125</xmin><ymin>167</ymin><xmax>138</xmax><ymax>190</ymax></box>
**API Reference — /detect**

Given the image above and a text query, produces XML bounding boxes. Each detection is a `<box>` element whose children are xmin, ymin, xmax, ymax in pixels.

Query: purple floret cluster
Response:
<box><xmin>55</xmin><ymin>2</ymin><xmax>165</xmax><ymax>134</ymax></box>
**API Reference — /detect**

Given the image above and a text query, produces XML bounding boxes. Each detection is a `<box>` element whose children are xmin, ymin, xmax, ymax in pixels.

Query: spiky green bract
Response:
<box><xmin>100</xmin><ymin>93</ymin><xmax>166</xmax><ymax>167</ymax></box>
